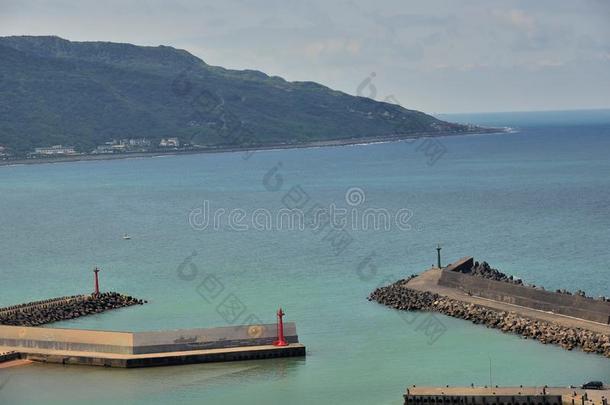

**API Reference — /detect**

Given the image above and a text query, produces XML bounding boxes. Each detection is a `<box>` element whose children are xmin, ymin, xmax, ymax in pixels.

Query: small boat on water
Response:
<box><xmin>123</xmin><ymin>234</ymin><xmax>131</xmax><ymax>240</ymax></box>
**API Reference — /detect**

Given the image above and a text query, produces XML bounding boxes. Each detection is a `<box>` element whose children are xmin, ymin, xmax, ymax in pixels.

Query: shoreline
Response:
<box><xmin>0</xmin><ymin>128</ymin><xmax>505</xmax><ymax>167</ymax></box>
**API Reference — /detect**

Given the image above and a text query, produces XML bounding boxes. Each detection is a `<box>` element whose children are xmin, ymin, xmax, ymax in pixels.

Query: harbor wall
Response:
<box><xmin>443</xmin><ymin>256</ymin><xmax>474</xmax><ymax>273</ymax></box>
<box><xmin>405</xmin><ymin>394</ymin><xmax>563</xmax><ymax>405</ymax></box>
<box><xmin>132</xmin><ymin>323</ymin><xmax>299</xmax><ymax>354</ymax></box>
<box><xmin>0</xmin><ymin>323</ymin><xmax>299</xmax><ymax>355</ymax></box>
<box><xmin>403</xmin><ymin>387</ymin><xmax>610</xmax><ymax>405</ymax></box>
<box><xmin>0</xmin><ymin>325</ymin><xmax>133</xmax><ymax>354</ymax></box>
<box><xmin>438</xmin><ymin>270</ymin><xmax>610</xmax><ymax>324</ymax></box>
<box><xmin>20</xmin><ymin>344</ymin><xmax>307</xmax><ymax>368</ymax></box>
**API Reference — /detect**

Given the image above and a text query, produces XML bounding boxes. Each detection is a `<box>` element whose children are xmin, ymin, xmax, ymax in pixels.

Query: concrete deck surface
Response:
<box><xmin>406</xmin><ymin>268</ymin><xmax>610</xmax><ymax>335</ymax></box>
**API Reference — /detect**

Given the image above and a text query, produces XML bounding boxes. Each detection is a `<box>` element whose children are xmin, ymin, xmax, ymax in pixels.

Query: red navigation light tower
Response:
<box><xmin>93</xmin><ymin>267</ymin><xmax>100</xmax><ymax>296</ymax></box>
<box><xmin>273</xmin><ymin>307</ymin><xmax>288</xmax><ymax>346</ymax></box>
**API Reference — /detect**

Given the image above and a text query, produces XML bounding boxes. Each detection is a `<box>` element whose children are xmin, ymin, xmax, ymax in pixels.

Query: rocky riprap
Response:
<box><xmin>466</xmin><ymin>261</ymin><xmax>523</xmax><ymax>285</ymax></box>
<box><xmin>368</xmin><ymin>280</ymin><xmax>610</xmax><ymax>358</ymax></box>
<box><xmin>553</xmin><ymin>288</ymin><xmax>610</xmax><ymax>302</ymax></box>
<box><xmin>0</xmin><ymin>292</ymin><xmax>146</xmax><ymax>327</ymax></box>
<box><xmin>463</xmin><ymin>261</ymin><xmax>609</xmax><ymax>302</ymax></box>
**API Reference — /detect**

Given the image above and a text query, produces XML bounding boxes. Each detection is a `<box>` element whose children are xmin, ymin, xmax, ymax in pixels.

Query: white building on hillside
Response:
<box><xmin>129</xmin><ymin>138</ymin><xmax>151</xmax><ymax>147</ymax></box>
<box><xmin>33</xmin><ymin>145</ymin><xmax>77</xmax><ymax>155</ymax></box>
<box><xmin>160</xmin><ymin>138</ymin><xmax>180</xmax><ymax>148</ymax></box>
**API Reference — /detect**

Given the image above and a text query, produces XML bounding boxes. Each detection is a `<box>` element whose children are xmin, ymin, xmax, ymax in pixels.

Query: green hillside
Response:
<box><xmin>0</xmin><ymin>36</ymin><xmax>474</xmax><ymax>155</ymax></box>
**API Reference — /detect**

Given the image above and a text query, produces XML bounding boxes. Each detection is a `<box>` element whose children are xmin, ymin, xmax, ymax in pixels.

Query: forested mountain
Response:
<box><xmin>0</xmin><ymin>36</ymin><xmax>474</xmax><ymax>154</ymax></box>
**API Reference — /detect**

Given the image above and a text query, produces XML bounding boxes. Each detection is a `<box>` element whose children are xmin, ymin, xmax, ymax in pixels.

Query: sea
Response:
<box><xmin>1</xmin><ymin>110</ymin><xmax>609</xmax><ymax>404</ymax></box>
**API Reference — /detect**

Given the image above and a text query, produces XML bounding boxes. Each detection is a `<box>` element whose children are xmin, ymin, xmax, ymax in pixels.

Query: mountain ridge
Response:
<box><xmin>0</xmin><ymin>36</ymin><xmax>481</xmax><ymax>155</ymax></box>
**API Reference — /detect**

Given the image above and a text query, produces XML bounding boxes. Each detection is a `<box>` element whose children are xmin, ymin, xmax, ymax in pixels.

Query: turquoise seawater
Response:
<box><xmin>1</xmin><ymin>115</ymin><xmax>609</xmax><ymax>404</ymax></box>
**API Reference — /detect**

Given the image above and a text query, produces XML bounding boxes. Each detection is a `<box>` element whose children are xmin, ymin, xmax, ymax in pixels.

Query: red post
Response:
<box><xmin>93</xmin><ymin>267</ymin><xmax>100</xmax><ymax>296</ymax></box>
<box><xmin>273</xmin><ymin>307</ymin><xmax>288</xmax><ymax>346</ymax></box>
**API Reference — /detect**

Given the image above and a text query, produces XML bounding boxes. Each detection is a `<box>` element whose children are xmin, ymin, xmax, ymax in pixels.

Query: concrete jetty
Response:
<box><xmin>404</xmin><ymin>386</ymin><xmax>610</xmax><ymax>405</ymax></box>
<box><xmin>0</xmin><ymin>267</ymin><xmax>305</xmax><ymax>368</ymax></box>
<box><xmin>0</xmin><ymin>322</ymin><xmax>305</xmax><ymax>368</ymax></box>
<box><xmin>369</xmin><ymin>257</ymin><xmax>610</xmax><ymax>356</ymax></box>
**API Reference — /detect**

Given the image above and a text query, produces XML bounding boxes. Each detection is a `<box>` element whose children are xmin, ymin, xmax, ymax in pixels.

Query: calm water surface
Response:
<box><xmin>1</xmin><ymin>116</ymin><xmax>609</xmax><ymax>404</ymax></box>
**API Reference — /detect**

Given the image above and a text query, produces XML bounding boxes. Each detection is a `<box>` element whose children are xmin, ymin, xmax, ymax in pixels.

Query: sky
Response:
<box><xmin>1</xmin><ymin>0</ymin><xmax>609</xmax><ymax>114</ymax></box>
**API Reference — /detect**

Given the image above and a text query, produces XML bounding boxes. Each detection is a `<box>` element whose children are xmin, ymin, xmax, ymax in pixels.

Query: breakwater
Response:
<box><xmin>458</xmin><ymin>260</ymin><xmax>609</xmax><ymax>302</ymax></box>
<box><xmin>465</xmin><ymin>261</ymin><xmax>524</xmax><ymax>285</ymax></box>
<box><xmin>439</xmin><ymin>261</ymin><xmax>610</xmax><ymax>324</ymax></box>
<box><xmin>0</xmin><ymin>292</ymin><xmax>145</xmax><ymax>326</ymax></box>
<box><xmin>369</xmin><ymin>280</ymin><xmax>610</xmax><ymax>357</ymax></box>
<box><xmin>0</xmin><ymin>322</ymin><xmax>305</xmax><ymax>367</ymax></box>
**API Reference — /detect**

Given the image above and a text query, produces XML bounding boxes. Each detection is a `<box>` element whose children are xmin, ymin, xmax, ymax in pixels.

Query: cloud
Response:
<box><xmin>505</xmin><ymin>9</ymin><xmax>536</xmax><ymax>33</ymax></box>
<box><xmin>0</xmin><ymin>0</ymin><xmax>608</xmax><ymax>112</ymax></box>
<box><xmin>371</xmin><ymin>12</ymin><xmax>455</xmax><ymax>29</ymax></box>
<box><xmin>304</xmin><ymin>38</ymin><xmax>361</xmax><ymax>58</ymax></box>
<box><xmin>534</xmin><ymin>59</ymin><xmax>565</xmax><ymax>68</ymax></box>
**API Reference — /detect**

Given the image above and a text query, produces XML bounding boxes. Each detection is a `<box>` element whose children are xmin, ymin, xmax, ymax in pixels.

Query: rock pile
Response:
<box><xmin>466</xmin><ymin>261</ymin><xmax>523</xmax><ymax>285</ymax></box>
<box><xmin>368</xmin><ymin>280</ymin><xmax>610</xmax><ymax>358</ymax></box>
<box><xmin>0</xmin><ymin>295</ymin><xmax>84</xmax><ymax>313</ymax></box>
<box><xmin>553</xmin><ymin>288</ymin><xmax>609</xmax><ymax>302</ymax></box>
<box><xmin>462</xmin><ymin>261</ymin><xmax>609</xmax><ymax>302</ymax></box>
<box><xmin>0</xmin><ymin>292</ymin><xmax>146</xmax><ymax>327</ymax></box>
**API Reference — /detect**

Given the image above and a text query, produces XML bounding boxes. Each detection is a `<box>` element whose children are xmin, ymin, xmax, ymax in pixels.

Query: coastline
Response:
<box><xmin>0</xmin><ymin>128</ymin><xmax>505</xmax><ymax>167</ymax></box>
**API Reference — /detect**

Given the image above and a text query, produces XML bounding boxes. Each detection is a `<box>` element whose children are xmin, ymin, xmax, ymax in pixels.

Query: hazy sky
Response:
<box><xmin>1</xmin><ymin>0</ymin><xmax>609</xmax><ymax>113</ymax></box>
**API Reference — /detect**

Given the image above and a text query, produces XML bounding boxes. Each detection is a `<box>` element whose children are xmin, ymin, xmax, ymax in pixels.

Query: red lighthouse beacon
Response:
<box><xmin>273</xmin><ymin>307</ymin><xmax>288</xmax><ymax>346</ymax></box>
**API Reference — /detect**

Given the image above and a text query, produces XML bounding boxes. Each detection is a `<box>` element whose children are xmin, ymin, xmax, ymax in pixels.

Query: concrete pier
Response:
<box><xmin>404</xmin><ymin>386</ymin><xmax>610</xmax><ymax>405</ymax></box>
<box><xmin>0</xmin><ymin>322</ymin><xmax>306</xmax><ymax>368</ymax></box>
<box><xmin>0</xmin><ymin>290</ymin><xmax>305</xmax><ymax>368</ymax></box>
<box><xmin>437</xmin><ymin>258</ymin><xmax>610</xmax><ymax>324</ymax></box>
<box><xmin>369</xmin><ymin>257</ymin><xmax>610</xmax><ymax>356</ymax></box>
<box><xmin>405</xmin><ymin>268</ymin><xmax>610</xmax><ymax>334</ymax></box>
